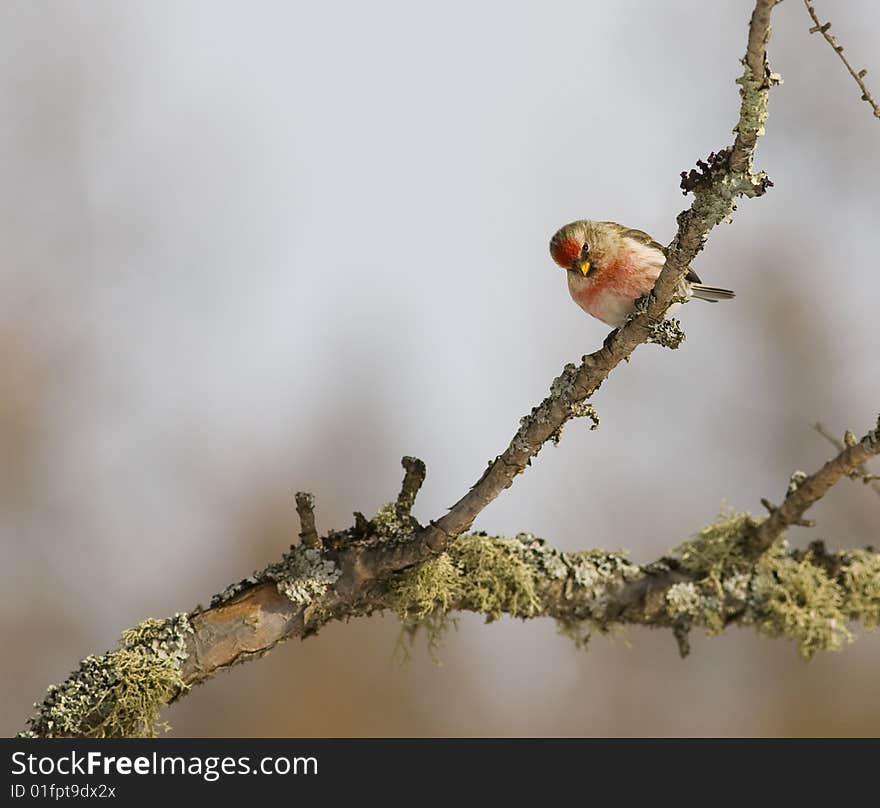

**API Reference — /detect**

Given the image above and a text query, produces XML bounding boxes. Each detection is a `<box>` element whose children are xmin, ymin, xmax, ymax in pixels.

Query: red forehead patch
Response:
<box><xmin>550</xmin><ymin>238</ymin><xmax>580</xmax><ymax>269</ymax></box>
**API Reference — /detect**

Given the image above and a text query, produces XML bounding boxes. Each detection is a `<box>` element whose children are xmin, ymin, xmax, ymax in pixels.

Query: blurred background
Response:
<box><xmin>2</xmin><ymin>0</ymin><xmax>879</xmax><ymax>737</ymax></box>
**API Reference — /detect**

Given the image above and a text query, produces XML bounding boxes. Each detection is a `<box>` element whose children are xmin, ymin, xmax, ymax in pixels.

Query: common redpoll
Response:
<box><xmin>549</xmin><ymin>220</ymin><xmax>734</xmax><ymax>327</ymax></box>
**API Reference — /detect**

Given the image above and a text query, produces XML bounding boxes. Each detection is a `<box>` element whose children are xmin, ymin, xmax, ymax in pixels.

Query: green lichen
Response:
<box><xmin>386</xmin><ymin>510</ymin><xmax>880</xmax><ymax>665</ymax></box>
<box><xmin>838</xmin><ymin>549</ymin><xmax>880</xmax><ymax>629</ymax></box>
<box><xmin>675</xmin><ymin>509</ymin><xmax>755</xmax><ymax>585</ymax></box>
<box><xmin>387</xmin><ymin>533</ymin><xmax>542</xmax><ymax>623</ymax></box>
<box><xmin>22</xmin><ymin>613</ymin><xmax>192</xmax><ymax>738</ymax></box>
<box><xmin>670</xmin><ymin>508</ymin><xmax>759</xmax><ymax>634</ymax></box>
<box><xmin>386</xmin><ymin>533</ymin><xmax>543</xmax><ymax>658</ymax></box>
<box><xmin>751</xmin><ymin>547</ymin><xmax>851</xmax><ymax>659</ymax></box>
<box><xmin>388</xmin><ymin>546</ymin><xmax>459</xmax><ymax>665</ymax></box>
<box><xmin>670</xmin><ymin>509</ymin><xmax>866</xmax><ymax>658</ymax></box>
<box><xmin>387</xmin><ymin>554</ymin><xmax>460</xmax><ymax>620</ymax></box>
<box><xmin>556</xmin><ymin>618</ymin><xmax>593</xmax><ymax>650</ymax></box>
<box><xmin>452</xmin><ymin>534</ymin><xmax>541</xmax><ymax>621</ymax></box>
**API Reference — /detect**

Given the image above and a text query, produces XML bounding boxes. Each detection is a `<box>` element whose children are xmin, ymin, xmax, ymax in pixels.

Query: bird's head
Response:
<box><xmin>549</xmin><ymin>220</ymin><xmax>600</xmax><ymax>278</ymax></box>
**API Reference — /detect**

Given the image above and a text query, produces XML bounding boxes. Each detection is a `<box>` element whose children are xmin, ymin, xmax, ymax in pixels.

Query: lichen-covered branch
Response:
<box><xmin>386</xmin><ymin>524</ymin><xmax>880</xmax><ymax>662</ymax></box>
<box><xmin>803</xmin><ymin>0</ymin><xmax>880</xmax><ymax>120</ymax></box>
<box><xmin>21</xmin><ymin>413</ymin><xmax>880</xmax><ymax>737</ymax></box>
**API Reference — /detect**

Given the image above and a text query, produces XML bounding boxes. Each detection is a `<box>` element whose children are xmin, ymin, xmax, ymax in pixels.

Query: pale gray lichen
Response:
<box><xmin>21</xmin><ymin>613</ymin><xmax>193</xmax><ymax>738</ymax></box>
<box><xmin>647</xmin><ymin>317</ymin><xmax>686</xmax><ymax>349</ymax></box>
<box><xmin>723</xmin><ymin>571</ymin><xmax>752</xmax><ymax>603</ymax></box>
<box><xmin>566</xmin><ymin>549</ymin><xmax>640</xmax><ymax>593</ymax></box>
<box><xmin>554</xmin><ymin>550</ymin><xmax>642</xmax><ymax>643</ymax></box>
<box><xmin>518</xmin><ymin>533</ymin><xmax>570</xmax><ymax>580</ymax></box>
<box><xmin>210</xmin><ymin>575</ymin><xmax>261</xmax><ymax>607</ymax></box>
<box><xmin>666</xmin><ymin>582</ymin><xmax>704</xmax><ymax>620</ymax></box>
<box><xmin>549</xmin><ymin>363</ymin><xmax>581</xmax><ymax>400</ymax></box>
<box><xmin>266</xmin><ymin>546</ymin><xmax>341</xmax><ymax>605</ymax></box>
<box><xmin>787</xmin><ymin>470</ymin><xmax>808</xmax><ymax>494</ymax></box>
<box><xmin>512</xmin><ymin>363</ymin><xmax>583</xmax><ymax>454</ymax></box>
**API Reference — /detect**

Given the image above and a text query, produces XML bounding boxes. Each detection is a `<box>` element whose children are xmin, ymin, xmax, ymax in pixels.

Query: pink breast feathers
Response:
<box><xmin>570</xmin><ymin>243</ymin><xmax>664</xmax><ymax>326</ymax></box>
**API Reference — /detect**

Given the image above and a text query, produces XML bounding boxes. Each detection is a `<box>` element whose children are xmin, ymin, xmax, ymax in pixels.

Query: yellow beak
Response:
<box><xmin>579</xmin><ymin>260</ymin><xmax>591</xmax><ymax>277</ymax></box>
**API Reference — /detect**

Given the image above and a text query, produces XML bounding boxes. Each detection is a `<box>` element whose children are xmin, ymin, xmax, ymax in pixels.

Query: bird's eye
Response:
<box><xmin>581</xmin><ymin>243</ymin><xmax>590</xmax><ymax>258</ymax></box>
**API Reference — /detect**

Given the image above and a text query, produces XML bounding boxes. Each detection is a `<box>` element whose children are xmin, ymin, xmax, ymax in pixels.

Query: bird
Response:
<box><xmin>549</xmin><ymin>220</ymin><xmax>734</xmax><ymax>327</ymax></box>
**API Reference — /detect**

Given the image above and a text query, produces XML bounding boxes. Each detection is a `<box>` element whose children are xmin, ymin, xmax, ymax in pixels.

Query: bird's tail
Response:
<box><xmin>690</xmin><ymin>283</ymin><xmax>735</xmax><ymax>303</ymax></box>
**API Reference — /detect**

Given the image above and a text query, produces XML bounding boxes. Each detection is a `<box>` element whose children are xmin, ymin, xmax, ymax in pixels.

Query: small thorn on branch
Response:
<box><xmin>761</xmin><ymin>497</ymin><xmax>777</xmax><ymax>514</ymax></box>
<box><xmin>396</xmin><ymin>456</ymin><xmax>427</xmax><ymax>522</ymax></box>
<box><xmin>295</xmin><ymin>491</ymin><xmax>320</xmax><ymax>549</ymax></box>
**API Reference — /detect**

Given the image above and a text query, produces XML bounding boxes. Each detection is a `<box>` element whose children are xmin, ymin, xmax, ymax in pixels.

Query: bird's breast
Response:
<box><xmin>567</xmin><ymin>249</ymin><xmax>663</xmax><ymax>326</ymax></box>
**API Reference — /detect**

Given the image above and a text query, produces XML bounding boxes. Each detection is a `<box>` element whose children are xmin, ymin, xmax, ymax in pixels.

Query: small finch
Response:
<box><xmin>549</xmin><ymin>220</ymin><xmax>734</xmax><ymax>327</ymax></box>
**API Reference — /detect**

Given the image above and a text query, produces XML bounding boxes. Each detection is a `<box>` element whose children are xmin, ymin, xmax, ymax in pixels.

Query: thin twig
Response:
<box><xmin>803</xmin><ymin>0</ymin><xmax>880</xmax><ymax>119</ymax></box>
<box><xmin>396</xmin><ymin>456</ymin><xmax>427</xmax><ymax>522</ymax></box>
<box><xmin>751</xmin><ymin>417</ymin><xmax>880</xmax><ymax>550</ymax></box>
<box><xmin>294</xmin><ymin>491</ymin><xmax>320</xmax><ymax>549</ymax></box>
<box><xmin>813</xmin><ymin>422</ymin><xmax>880</xmax><ymax>498</ymax></box>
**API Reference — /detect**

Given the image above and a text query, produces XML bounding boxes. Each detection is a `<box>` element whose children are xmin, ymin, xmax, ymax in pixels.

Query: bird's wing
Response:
<box><xmin>608</xmin><ymin>223</ymin><xmax>703</xmax><ymax>283</ymax></box>
<box><xmin>608</xmin><ymin>223</ymin><xmax>666</xmax><ymax>255</ymax></box>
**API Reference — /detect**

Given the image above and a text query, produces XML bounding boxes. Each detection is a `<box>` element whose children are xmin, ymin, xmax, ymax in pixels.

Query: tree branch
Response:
<box><xmin>803</xmin><ymin>0</ymin><xmax>880</xmax><ymax>120</ymax></box>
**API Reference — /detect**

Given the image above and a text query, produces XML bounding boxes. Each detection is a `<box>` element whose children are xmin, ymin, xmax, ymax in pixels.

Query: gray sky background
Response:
<box><xmin>2</xmin><ymin>1</ymin><xmax>879</xmax><ymax>736</ymax></box>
